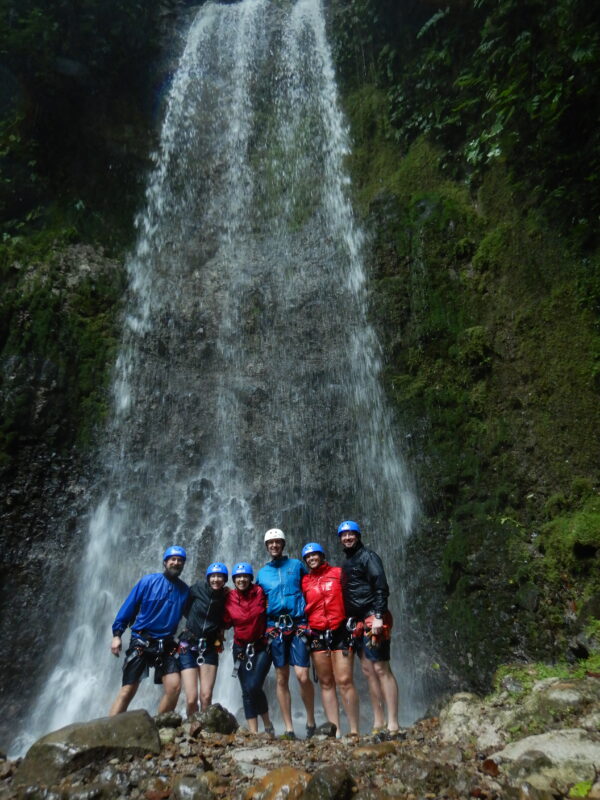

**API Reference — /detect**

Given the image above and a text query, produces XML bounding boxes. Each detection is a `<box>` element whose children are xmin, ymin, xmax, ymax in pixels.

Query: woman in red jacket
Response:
<box><xmin>223</xmin><ymin>561</ymin><xmax>274</xmax><ymax>735</ymax></box>
<box><xmin>301</xmin><ymin>543</ymin><xmax>359</xmax><ymax>737</ymax></box>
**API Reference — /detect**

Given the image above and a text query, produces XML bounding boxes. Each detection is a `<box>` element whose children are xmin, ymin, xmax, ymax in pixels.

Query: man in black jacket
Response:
<box><xmin>338</xmin><ymin>520</ymin><xmax>401</xmax><ymax>739</ymax></box>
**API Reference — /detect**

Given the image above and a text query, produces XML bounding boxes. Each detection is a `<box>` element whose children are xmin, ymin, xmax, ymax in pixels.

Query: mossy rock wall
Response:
<box><xmin>341</xmin><ymin>84</ymin><xmax>600</xmax><ymax>687</ymax></box>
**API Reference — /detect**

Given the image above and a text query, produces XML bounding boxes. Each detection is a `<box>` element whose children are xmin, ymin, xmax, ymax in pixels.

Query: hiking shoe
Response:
<box><xmin>386</xmin><ymin>728</ymin><xmax>407</xmax><ymax>741</ymax></box>
<box><xmin>280</xmin><ymin>730</ymin><xmax>296</xmax><ymax>740</ymax></box>
<box><xmin>305</xmin><ymin>724</ymin><xmax>317</xmax><ymax>739</ymax></box>
<box><xmin>264</xmin><ymin>725</ymin><xmax>275</xmax><ymax>738</ymax></box>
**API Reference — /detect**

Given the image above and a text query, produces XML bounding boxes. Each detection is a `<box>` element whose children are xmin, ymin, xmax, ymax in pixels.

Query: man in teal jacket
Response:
<box><xmin>257</xmin><ymin>528</ymin><xmax>315</xmax><ymax>739</ymax></box>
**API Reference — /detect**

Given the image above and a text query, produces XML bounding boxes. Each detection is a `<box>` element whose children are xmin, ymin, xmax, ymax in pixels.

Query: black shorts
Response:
<box><xmin>122</xmin><ymin>640</ymin><xmax>180</xmax><ymax>686</ymax></box>
<box><xmin>178</xmin><ymin>646</ymin><xmax>219</xmax><ymax>669</ymax></box>
<box><xmin>310</xmin><ymin>625</ymin><xmax>349</xmax><ymax>652</ymax></box>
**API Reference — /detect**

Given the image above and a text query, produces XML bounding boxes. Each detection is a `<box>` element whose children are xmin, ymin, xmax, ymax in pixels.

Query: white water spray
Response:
<box><xmin>16</xmin><ymin>0</ymin><xmax>424</xmax><ymax>753</ymax></box>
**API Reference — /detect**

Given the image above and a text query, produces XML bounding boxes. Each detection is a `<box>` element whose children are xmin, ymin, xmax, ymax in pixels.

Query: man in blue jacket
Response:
<box><xmin>257</xmin><ymin>529</ymin><xmax>315</xmax><ymax>739</ymax></box>
<box><xmin>109</xmin><ymin>545</ymin><xmax>189</xmax><ymax>715</ymax></box>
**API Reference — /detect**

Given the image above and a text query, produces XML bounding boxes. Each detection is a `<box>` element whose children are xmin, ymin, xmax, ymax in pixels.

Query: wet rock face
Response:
<box><xmin>0</xmin><ymin>244</ymin><xmax>123</xmax><ymax>750</ymax></box>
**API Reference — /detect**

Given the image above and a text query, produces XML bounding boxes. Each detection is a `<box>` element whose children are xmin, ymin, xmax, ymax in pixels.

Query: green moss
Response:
<box><xmin>535</xmin><ymin>496</ymin><xmax>600</xmax><ymax>596</ymax></box>
<box><xmin>569</xmin><ymin>783</ymin><xmax>593</xmax><ymax>799</ymax></box>
<box><xmin>0</xmin><ymin>231</ymin><xmax>124</xmax><ymax>466</ymax></box>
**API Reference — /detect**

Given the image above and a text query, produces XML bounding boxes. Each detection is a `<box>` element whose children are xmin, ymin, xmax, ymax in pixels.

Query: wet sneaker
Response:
<box><xmin>280</xmin><ymin>730</ymin><xmax>296</xmax><ymax>740</ymax></box>
<box><xmin>264</xmin><ymin>725</ymin><xmax>275</xmax><ymax>738</ymax></box>
<box><xmin>305</xmin><ymin>724</ymin><xmax>317</xmax><ymax>739</ymax></box>
<box><xmin>386</xmin><ymin>729</ymin><xmax>407</xmax><ymax>741</ymax></box>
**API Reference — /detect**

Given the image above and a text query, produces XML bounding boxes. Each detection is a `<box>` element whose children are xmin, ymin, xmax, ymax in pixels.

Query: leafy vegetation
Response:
<box><xmin>330</xmin><ymin>0</ymin><xmax>600</xmax><ymax>247</ymax></box>
<box><xmin>329</xmin><ymin>2</ymin><xmax>600</xmax><ymax>686</ymax></box>
<box><xmin>0</xmin><ymin>0</ymin><xmax>166</xmax><ymax>247</ymax></box>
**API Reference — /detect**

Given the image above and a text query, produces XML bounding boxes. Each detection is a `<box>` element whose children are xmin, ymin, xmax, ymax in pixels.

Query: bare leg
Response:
<box><xmin>181</xmin><ymin>667</ymin><xmax>199</xmax><ymax>716</ymax></box>
<box><xmin>373</xmin><ymin>660</ymin><xmax>399</xmax><ymax>731</ymax></box>
<box><xmin>199</xmin><ymin>664</ymin><xmax>218</xmax><ymax>711</ymax></box>
<box><xmin>158</xmin><ymin>672</ymin><xmax>181</xmax><ymax>713</ymax></box>
<box><xmin>294</xmin><ymin>665</ymin><xmax>315</xmax><ymax>727</ymax></box>
<box><xmin>312</xmin><ymin>651</ymin><xmax>340</xmax><ymax>734</ymax></box>
<box><xmin>261</xmin><ymin>711</ymin><xmax>273</xmax><ymax>732</ymax></box>
<box><xmin>275</xmin><ymin>665</ymin><xmax>294</xmax><ymax>731</ymax></box>
<box><xmin>332</xmin><ymin>651</ymin><xmax>359</xmax><ymax>735</ymax></box>
<box><xmin>247</xmin><ymin>717</ymin><xmax>258</xmax><ymax>733</ymax></box>
<box><xmin>109</xmin><ymin>683</ymin><xmax>139</xmax><ymax>716</ymax></box>
<box><xmin>360</xmin><ymin>655</ymin><xmax>386</xmax><ymax>729</ymax></box>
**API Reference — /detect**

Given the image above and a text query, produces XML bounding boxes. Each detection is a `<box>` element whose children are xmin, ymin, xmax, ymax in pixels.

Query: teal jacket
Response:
<box><xmin>256</xmin><ymin>556</ymin><xmax>307</xmax><ymax>626</ymax></box>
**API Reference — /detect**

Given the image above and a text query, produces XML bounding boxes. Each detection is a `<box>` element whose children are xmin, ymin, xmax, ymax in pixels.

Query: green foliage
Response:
<box><xmin>0</xmin><ymin>0</ymin><xmax>162</xmax><ymax>245</ymax></box>
<box><xmin>329</xmin><ymin>0</ymin><xmax>600</xmax><ymax>243</ymax></box>
<box><xmin>0</xmin><ymin>232</ymin><xmax>124</xmax><ymax>466</ymax></box>
<box><xmin>569</xmin><ymin>783</ymin><xmax>593</xmax><ymax>799</ymax></box>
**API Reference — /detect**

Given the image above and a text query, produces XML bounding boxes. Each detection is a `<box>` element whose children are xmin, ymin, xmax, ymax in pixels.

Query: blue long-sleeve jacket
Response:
<box><xmin>112</xmin><ymin>572</ymin><xmax>190</xmax><ymax>639</ymax></box>
<box><xmin>256</xmin><ymin>556</ymin><xmax>307</xmax><ymax>626</ymax></box>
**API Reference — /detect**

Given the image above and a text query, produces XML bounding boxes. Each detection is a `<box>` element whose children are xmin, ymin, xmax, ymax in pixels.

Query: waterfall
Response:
<box><xmin>15</xmin><ymin>0</ymin><xmax>424</xmax><ymax>752</ymax></box>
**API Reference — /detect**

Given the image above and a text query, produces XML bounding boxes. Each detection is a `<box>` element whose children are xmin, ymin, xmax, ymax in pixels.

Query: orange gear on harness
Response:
<box><xmin>364</xmin><ymin>613</ymin><xmax>392</xmax><ymax>647</ymax></box>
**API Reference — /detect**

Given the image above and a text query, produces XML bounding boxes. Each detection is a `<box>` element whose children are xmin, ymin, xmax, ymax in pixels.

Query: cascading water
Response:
<box><xmin>16</xmin><ymin>0</ymin><xmax>426</xmax><ymax>752</ymax></box>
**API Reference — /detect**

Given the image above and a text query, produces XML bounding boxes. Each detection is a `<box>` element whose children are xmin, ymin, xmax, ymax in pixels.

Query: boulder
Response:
<box><xmin>300</xmin><ymin>765</ymin><xmax>356</xmax><ymax>800</ymax></box>
<box><xmin>192</xmin><ymin>704</ymin><xmax>239</xmax><ymax>735</ymax></box>
<box><xmin>245</xmin><ymin>766</ymin><xmax>311</xmax><ymax>800</ymax></box>
<box><xmin>492</xmin><ymin>728</ymin><xmax>600</xmax><ymax>794</ymax></box>
<box><xmin>14</xmin><ymin>709</ymin><xmax>160</xmax><ymax>786</ymax></box>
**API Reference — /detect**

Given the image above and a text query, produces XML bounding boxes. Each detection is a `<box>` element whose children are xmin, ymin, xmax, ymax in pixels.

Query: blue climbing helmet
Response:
<box><xmin>302</xmin><ymin>542</ymin><xmax>325</xmax><ymax>560</ymax></box>
<box><xmin>232</xmin><ymin>561</ymin><xmax>254</xmax><ymax>578</ymax></box>
<box><xmin>206</xmin><ymin>562</ymin><xmax>228</xmax><ymax>580</ymax></box>
<box><xmin>337</xmin><ymin>520</ymin><xmax>361</xmax><ymax>536</ymax></box>
<box><xmin>163</xmin><ymin>545</ymin><xmax>187</xmax><ymax>561</ymax></box>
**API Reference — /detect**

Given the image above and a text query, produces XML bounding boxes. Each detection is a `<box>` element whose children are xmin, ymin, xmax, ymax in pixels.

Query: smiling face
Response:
<box><xmin>304</xmin><ymin>551</ymin><xmax>324</xmax><ymax>570</ymax></box>
<box><xmin>208</xmin><ymin>573</ymin><xmax>226</xmax><ymax>590</ymax></box>
<box><xmin>164</xmin><ymin>555</ymin><xmax>185</xmax><ymax>578</ymax></box>
<box><xmin>234</xmin><ymin>574</ymin><xmax>252</xmax><ymax>591</ymax></box>
<box><xmin>266</xmin><ymin>538</ymin><xmax>285</xmax><ymax>559</ymax></box>
<box><xmin>340</xmin><ymin>531</ymin><xmax>359</xmax><ymax>550</ymax></box>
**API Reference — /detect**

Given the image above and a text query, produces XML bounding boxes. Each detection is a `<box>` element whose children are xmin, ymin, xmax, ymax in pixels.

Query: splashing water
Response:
<box><xmin>16</xmin><ymin>0</ymin><xmax>425</xmax><ymax>752</ymax></box>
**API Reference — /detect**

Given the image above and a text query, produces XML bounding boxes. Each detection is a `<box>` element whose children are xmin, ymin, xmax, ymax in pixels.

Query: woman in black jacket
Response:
<box><xmin>178</xmin><ymin>561</ymin><xmax>229</xmax><ymax>716</ymax></box>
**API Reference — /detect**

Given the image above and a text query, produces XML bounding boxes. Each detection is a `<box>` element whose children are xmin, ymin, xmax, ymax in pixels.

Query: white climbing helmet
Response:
<box><xmin>264</xmin><ymin>528</ymin><xmax>286</xmax><ymax>544</ymax></box>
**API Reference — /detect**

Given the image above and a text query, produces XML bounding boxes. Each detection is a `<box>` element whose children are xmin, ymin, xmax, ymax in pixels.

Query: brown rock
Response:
<box><xmin>245</xmin><ymin>766</ymin><xmax>312</xmax><ymax>800</ymax></box>
<box><xmin>300</xmin><ymin>765</ymin><xmax>356</xmax><ymax>800</ymax></box>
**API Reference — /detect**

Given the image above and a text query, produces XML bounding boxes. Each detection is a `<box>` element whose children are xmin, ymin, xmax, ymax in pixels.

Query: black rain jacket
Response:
<box><xmin>180</xmin><ymin>581</ymin><xmax>227</xmax><ymax>641</ymax></box>
<box><xmin>341</xmin><ymin>541</ymin><xmax>389</xmax><ymax>619</ymax></box>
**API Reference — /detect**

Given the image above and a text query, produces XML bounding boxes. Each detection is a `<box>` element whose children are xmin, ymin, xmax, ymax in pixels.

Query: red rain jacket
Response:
<box><xmin>301</xmin><ymin>563</ymin><xmax>346</xmax><ymax>631</ymax></box>
<box><xmin>223</xmin><ymin>583</ymin><xmax>267</xmax><ymax>645</ymax></box>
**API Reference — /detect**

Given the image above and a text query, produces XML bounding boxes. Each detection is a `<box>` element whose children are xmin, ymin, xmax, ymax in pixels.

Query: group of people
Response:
<box><xmin>109</xmin><ymin>521</ymin><xmax>401</xmax><ymax>740</ymax></box>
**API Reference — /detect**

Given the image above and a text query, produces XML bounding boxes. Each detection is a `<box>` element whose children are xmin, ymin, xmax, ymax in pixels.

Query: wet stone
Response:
<box><xmin>300</xmin><ymin>765</ymin><xmax>356</xmax><ymax>800</ymax></box>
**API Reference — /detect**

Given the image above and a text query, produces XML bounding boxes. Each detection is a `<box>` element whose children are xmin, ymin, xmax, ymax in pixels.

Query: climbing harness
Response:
<box><xmin>126</xmin><ymin>634</ymin><xmax>176</xmax><ymax>669</ymax></box>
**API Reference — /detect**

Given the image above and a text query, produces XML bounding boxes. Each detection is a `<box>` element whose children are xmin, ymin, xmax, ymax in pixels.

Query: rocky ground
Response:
<box><xmin>1</xmin><ymin>672</ymin><xmax>599</xmax><ymax>800</ymax></box>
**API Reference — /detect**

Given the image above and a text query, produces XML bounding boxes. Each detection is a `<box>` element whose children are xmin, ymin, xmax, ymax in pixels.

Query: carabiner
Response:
<box><xmin>245</xmin><ymin>642</ymin><xmax>255</xmax><ymax>671</ymax></box>
<box><xmin>196</xmin><ymin>637</ymin><xmax>207</xmax><ymax>666</ymax></box>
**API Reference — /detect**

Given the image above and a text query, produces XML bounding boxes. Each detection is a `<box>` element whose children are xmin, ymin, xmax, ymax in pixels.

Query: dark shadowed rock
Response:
<box><xmin>155</xmin><ymin>711</ymin><xmax>183</xmax><ymax>729</ymax></box>
<box><xmin>300</xmin><ymin>765</ymin><xmax>356</xmax><ymax>800</ymax></box>
<box><xmin>192</xmin><ymin>704</ymin><xmax>238</xmax><ymax>735</ymax></box>
<box><xmin>14</xmin><ymin>709</ymin><xmax>160</xmax><ymax>786</ymax></box>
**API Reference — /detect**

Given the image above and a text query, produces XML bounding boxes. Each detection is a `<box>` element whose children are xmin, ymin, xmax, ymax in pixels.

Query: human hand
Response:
<box><xmin>111</xmin><ymin>635</ymin><xmax>122</xmax><ymax>656</ymax></box>
<box><xmin>371</xmin><ymin>617</ymin><xmax>384</xmax><ymax>634</ymax></box>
